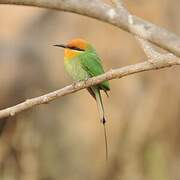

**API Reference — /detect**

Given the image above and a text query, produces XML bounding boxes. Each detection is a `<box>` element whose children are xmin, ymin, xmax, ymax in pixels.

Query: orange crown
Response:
<box><xmin>64</xmin><ymin>38</ymin><xmax>88</xmax><ymax>59</ymax></box>
<box><xmin>67</xmin><ymin>38</ymin><xmax>87</xmax><ymax>50</ymax></box>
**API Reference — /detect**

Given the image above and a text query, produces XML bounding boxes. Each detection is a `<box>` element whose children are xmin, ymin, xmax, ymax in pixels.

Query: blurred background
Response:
<box><xmin>0</xmin><ymin>0</ymin><xmax>180</xmax><ymax>179</ymax></box>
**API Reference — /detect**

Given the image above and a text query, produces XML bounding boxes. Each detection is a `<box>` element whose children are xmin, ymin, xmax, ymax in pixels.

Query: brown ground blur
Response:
<box><xmin>0</xmin><ymin>0</ymin><xmax>180</xmax><ymax>180</ymax></box>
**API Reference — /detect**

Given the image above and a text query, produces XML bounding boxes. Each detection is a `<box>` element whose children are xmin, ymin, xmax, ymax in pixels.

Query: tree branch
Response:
<box><xmin>0</xmin><ymin>0</ymin><xmax>180</xmax><ymax>119</ymax></box>
<box><xmin>112</xmin><ymin>0</ymin><xmax>177</xmax><ymax>63</ymax></box>
<box><xmin>0</xmin><ymin>57</ymin><xmax>179</xmax><ymax>119</ymax></box>
<box><xmin>0</xmin><ymin>0</ymin><xmax>180</xmax><ymax>57</ymax></box>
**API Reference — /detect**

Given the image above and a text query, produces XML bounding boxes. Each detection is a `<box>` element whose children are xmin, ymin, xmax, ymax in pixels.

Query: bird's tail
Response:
<box><xmin>95</xmin><ymin>89</ymin><xmax>106</xmax><ymax>124</ymax></box>
<box><xmin>93</xmin><ymin>88</ymin><xmax>108</xmax><ymax>162</ymax></box>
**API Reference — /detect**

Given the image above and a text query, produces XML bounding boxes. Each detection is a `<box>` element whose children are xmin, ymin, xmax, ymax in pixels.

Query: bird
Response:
<box><xmin>54</xmin><ymin>38</ymin><xmax>110</xmax><ymax>161</ymax></box>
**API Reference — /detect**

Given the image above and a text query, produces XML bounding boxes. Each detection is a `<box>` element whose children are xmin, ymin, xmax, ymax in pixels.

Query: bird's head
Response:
<box><xmin>54</xmin><ymin>38</ymin><xmax>94</xmax><ymax>59</ymax></box>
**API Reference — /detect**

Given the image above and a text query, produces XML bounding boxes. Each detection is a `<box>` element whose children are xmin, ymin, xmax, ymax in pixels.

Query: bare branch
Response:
<box><xmin>136</xmin><ymin>36</ymin><xmax>176</xmax><ymax>60</ymax></box>
<box><xmin>0</xmin><ymin>57</ymin><xmax>179</xmax><ymax>119</ymax></box>
<box><xmin>0</xmin><ymin>0</ymin><xmax>180</xmax><ymax>56</ymax></box>
<box><xmin>0</xmin><ymin>0</ymin><xmax>180</xmax><ymax>119</ymax></box>
<box><xmin>112</xmin><ymin>0</ymin><xmax>177</xmax><ymax>63</ymax></box>
<box><xmin>111</xmin><ymin>0</ymin><xmax>126</xmax><ymax>11</ymax></box>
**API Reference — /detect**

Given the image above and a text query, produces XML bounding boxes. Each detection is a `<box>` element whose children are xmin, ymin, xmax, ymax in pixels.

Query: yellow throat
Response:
<box><xmin>64</xmin><ymin>49</ymin><xmax>81</xmax><ymax>60</ymax></box>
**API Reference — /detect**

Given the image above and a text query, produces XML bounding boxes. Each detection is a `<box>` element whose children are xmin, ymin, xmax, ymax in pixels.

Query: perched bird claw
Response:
<box><xmin>83</xmin><ymin>77</ymin><xmax>90</xmax><ymax>84</ymax></box>
<box><xmin>72</xmin><ymin>80</ymin><xmax>82</xmax><ymax>88</ymax></box>
<box><xmin>72</xmin><ymin>81</ymin><xmax>78</xmax><ymax>88</ymax></box>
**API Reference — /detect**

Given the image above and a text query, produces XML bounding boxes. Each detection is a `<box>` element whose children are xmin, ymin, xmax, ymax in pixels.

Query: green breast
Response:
<box><xmin>64</xmin><ymin>57</ymin><xmax>89</xmax><ymax>81</ymax></box>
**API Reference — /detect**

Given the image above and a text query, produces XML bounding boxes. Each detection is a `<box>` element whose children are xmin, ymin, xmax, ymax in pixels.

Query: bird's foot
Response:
<box><xmin>72</xmin><ymin>78</ymin><xmax>89</xmax><ymax>88</ymax></box>
<box><xmin>72</xmin><ymin>81</ymin><xmax>79</xmax><ymax>88</ymax></box>
<box><xmin>83</xmin><ymin>77</ymin><xmax>90</xmax><ymax>84</ymax></box>
<box><xmin>72</xmin><ymin>80</ymin><xmax>84</xmax><ymax>88</ymax></box>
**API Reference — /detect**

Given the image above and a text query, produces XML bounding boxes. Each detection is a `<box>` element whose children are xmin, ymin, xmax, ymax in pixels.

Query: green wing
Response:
<box><xmin>79</xmin><ymin>52</ymin><xmax>110</xmax><ymax>91</ymax></box>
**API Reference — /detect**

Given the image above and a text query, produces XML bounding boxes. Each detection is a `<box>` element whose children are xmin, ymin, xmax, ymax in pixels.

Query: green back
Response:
<box><xmin>79</xmin><ymin>49</ymin><xmax>110</xmax><ymax>91</ymax></box>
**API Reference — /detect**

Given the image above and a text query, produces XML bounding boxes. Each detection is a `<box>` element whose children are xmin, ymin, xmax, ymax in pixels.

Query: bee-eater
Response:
<box><xmin>54</xmin><ymin>38</ymin><xmax>110</xmax><ymax>160</ymax></box>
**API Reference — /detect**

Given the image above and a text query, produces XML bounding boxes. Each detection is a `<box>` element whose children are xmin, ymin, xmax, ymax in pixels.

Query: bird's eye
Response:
<box><xmin>68</xmin><ymin>46</ymin><xmax>84</xmax><ymax>51</ymax></box>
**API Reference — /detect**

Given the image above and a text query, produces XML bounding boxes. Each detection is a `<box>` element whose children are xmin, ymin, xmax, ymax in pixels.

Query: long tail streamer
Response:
<box><xmin>103</xmin><ymin>121</ymin><xmax>108</xmax><ymax>162</ymax></box>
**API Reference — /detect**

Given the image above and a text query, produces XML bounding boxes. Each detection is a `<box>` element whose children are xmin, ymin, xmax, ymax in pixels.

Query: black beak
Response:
<box><xmin>53</xmin><ymin>44</ymin><xmax>84</xmax><ymax>51</ymax></box>
<box><xmin>53</xmin><ymin>44</ymin><xmax>67</xmax><ymax>48</ymax></box>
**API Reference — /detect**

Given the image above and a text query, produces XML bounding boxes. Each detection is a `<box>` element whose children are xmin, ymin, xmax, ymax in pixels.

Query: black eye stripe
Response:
<box><xmin>67</xmin><ymin>46</ymin><xmax>84</xmax><ymax>51</ymax></box>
